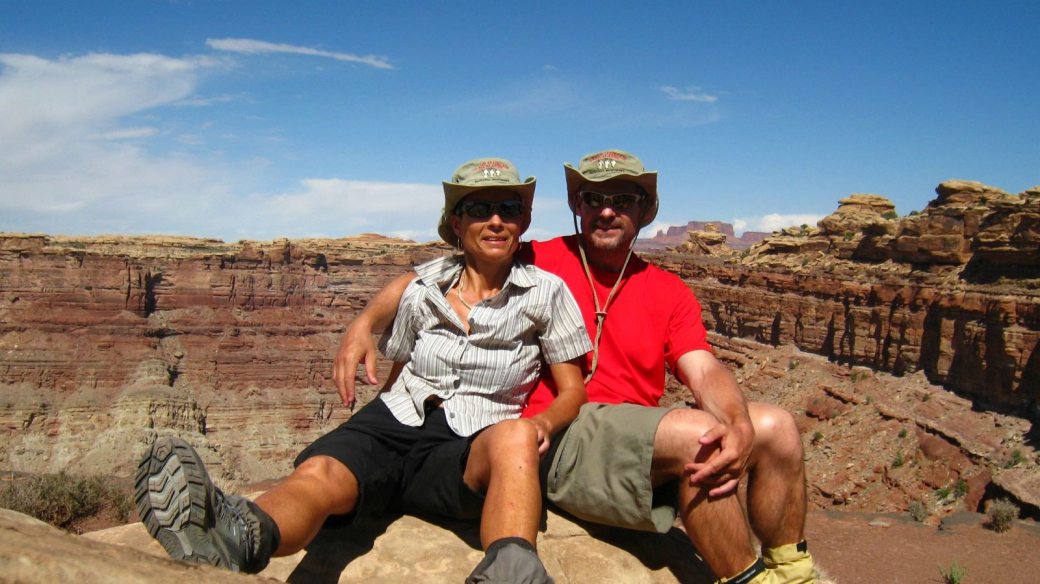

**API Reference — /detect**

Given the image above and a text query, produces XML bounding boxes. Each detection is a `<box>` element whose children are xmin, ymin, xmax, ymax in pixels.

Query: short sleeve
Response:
<box><xmin>663</xmin><ymin>283</ymin><xmax>712</xmax><ymax>371</ymax></box>
<box><xmin>537</xmin><ymin>276</ymin><xmax>593</xmax><ymax>364</ymax></box>
<box><xmin>378</xmin><ymin>279</ymin><xmax>423</xmax><ymax>363</ymax></box>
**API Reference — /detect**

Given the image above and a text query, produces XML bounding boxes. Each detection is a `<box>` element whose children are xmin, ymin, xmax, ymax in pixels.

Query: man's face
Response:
<box><xmin>575</xmin><ymin>179</ymin><xmax>645</xmax><ymax>251</ymax></box>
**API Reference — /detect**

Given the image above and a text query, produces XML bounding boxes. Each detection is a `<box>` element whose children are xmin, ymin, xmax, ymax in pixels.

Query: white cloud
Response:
<box><xmin>174</xmin><ymin>93</ymin><xmax>239</xmax><ymax>107</ymax></box>
<box><xmin>661</xmin><ymin>86</ymin><xmax>718</xmax><ymax>103</ymax></box>
<box><xmin>644</xmin><ymin>220</ymin><xmax>679</xmax><ymax>238</ymax></box>
<box><xmin>0</xmin><ymin>52</ymin><xmax>223</xmax><ymax>218</ymax></box>
<box><xmin>206</xmin><ymin>38</ymin><xmax>394</xmax><ymax>69</ymax></box>
<box><xmin>733</xmin><ymin>213</ymin><xmax>825</xmax><ymax>235</ymax></box>
<box><xmin>93</xmin><ymin>126</ymin><xmax>159</xmax><ymax>140</ymax></box>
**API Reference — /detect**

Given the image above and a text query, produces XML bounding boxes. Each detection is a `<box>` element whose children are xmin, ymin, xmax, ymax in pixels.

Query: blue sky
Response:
<box><xmin>1</xmin><ymin>1</ymin><xmax>1037</xmax><ymax>243</ymax></box>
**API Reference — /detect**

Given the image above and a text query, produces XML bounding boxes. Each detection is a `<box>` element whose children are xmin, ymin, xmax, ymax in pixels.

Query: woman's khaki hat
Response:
<box><xmin>438</xmin><ymin>157</ymin><xmax>536</xmax><ymax>245</ymax></box>
<box><xmin>564</xmin><ymin>149</ymin><xmax>659</xmax><ymax>227</ymax></box>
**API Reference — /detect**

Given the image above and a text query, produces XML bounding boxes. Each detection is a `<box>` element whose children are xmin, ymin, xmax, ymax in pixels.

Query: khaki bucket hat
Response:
<box><xmin>438</xmin><ymin>157</ymin><xmax>536</xmax><ymax>245</ymax></box>
<box><xmin>564</xmin><ymin>149</ymin><xmax>658</xmax><ymax>227</ymax></box>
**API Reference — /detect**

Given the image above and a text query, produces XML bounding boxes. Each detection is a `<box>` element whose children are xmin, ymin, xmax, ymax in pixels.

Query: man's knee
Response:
<box><xmin>749</xmin><ymin>403</ymin><xmax>804</xmax><ymax>466</ymax></box>
<box><xmin>653</xmin><ymin>409</ymin><xmax>720</xmax><ymax>472</ymax></box>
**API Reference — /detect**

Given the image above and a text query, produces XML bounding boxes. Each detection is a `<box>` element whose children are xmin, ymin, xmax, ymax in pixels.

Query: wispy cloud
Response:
<box><xmin>206</xmin><ymin>38</ymin><xmax>394</xmax><ymax>69</ymax></box>
<box><xmin>733</xmin><ymin>214</ymin><xmax>825</xmax><ymax>235</ymax></box>
<box><xmin>92</xmin><ymin>127</ymin><xmax>160</xmax><ymax>140</ymax></box>
<box><xmin>0</xmin><ymin>52</ymin><xmax>222</xmax><ymax>218</ymax></box>
<box><xmin>661</xmin><ymin>86</ymin><xmax>718</xmax><ymax>103</ymax></box>
<box><xmin>174</xmin><ymin>93</ymin><xmax>239</xmax><ymax>107</ymax></box>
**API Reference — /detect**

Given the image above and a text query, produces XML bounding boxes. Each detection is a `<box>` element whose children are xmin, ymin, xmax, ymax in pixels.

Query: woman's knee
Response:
<box><xmin>294</xmin><ymin>454</ymin><xmax>357</xmax><ymax>488</ymax></box>
<box><xmin>486</xmin><ymin>419</ymin><xmax>540</xmax><ymax>458</ymax></box>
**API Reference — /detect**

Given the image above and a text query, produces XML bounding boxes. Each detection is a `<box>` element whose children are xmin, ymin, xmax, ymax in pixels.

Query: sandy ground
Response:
<box><xmin>804</xmin><ymin>509</ymin><xmax>1040</xmax><ymax>584</ymax></box>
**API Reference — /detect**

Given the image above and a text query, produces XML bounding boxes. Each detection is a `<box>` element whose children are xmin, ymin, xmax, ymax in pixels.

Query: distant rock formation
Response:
<box><xmin>637</xmin><ymin>221</ymin><xmax>768</xmax><ymax>251</ymax></box>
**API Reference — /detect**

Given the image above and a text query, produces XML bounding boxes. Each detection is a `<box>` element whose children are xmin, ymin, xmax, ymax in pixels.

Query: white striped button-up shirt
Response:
<box><xmin>379</xmin><ymin>255</ymin><xmax>591</xmax><ymax>437</ymax></box>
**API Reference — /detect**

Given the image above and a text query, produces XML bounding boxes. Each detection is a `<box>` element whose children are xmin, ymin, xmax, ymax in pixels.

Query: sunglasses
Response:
<box><xmin>455</xmin><ymin>200</ymin><xmax>525</xmax><ymax>220</ymax></box>
<box><xmin>579</xmin><ymin>191</ymin><xmax>643</xmax><ymax>211</ymax></box>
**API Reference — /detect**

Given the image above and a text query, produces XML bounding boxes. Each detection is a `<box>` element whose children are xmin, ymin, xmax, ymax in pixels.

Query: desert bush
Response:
<box><xmin>936</xmin><ymin>486</ymin><xmax>951</xmax><ymax>500</ymax></box>
<box><xmin>892</xmin><ymin>453</ymin><xmax>905</xmax><ymax>468</ymax></box>
<box><xmin>1005</xmin><ymin>449</ymin><xmax>1026</xmax><ymax>468</ymax></box>
<box><xmin>898</xmin><ymin>428</ymin><xmax>908</xmax><ymax>439</ymax></box>
<box><xmin>986</xmin><ymin>497</ymin><xmax>1019</xmax><ymax>533</ymax></box>
<box><xmin>0</xmin><ymin>472</ymin><xmax>133</xmax><ymax>532</ymax></box>
<box><xmin>953</xmin><ymin>478</ymin><xmax>968</xmax><ymax>498</ymax></box>
<box><xmin>882</xmin><ymin>211</ymin><xmax>899</xmax><ymax>220</ymax></box>
<box><xmin>938</xmin><ymin>560</ymin><xmax>966</xmax><ymax>584</ymax></box>
<box><xmin>908</xmin><ymin>500</ymin><xmax>928</xmax><ymax>522</ymax></box>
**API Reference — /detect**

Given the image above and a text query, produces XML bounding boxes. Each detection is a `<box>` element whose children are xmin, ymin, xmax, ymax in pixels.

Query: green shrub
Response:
<box><xmin>936</xmin><ymin>486</ymin><xmax>951</xmax><ymax>499</ymax></box>
<box><xmin>892</xmin><ymin>453</ymin><xmax>905</xmax><ymax>468</ymax></box>
<box><xmin>882</xmin><ymin>211</ymin><xmax>899</xmax><ymax>220</ymax></box>
<box><xmin>898</xmin><ymin>428</ymin><xmax>908</xmax><ymax>439</ymax></box>
<box><xmin>908</xmin><ymin>500</ymin><xmax>928</xmax><ymax>522</ymax></box>
<box><xmin>986</xmin><ymin>497</ymin><xmax>1019</xmax><ymax>533</ymax></box>
<box><xmin>922</xmin><ymin>393</ymin><xmax>931</xmax><ymax>402</ymax></box>
<box><xmin>0</xmin><ymin>472</ymin><xmax>133</xmax><ymax>532</ymax></box>
<box><xmin>953</xmin><ymin>478</ymin><xmax>969</xmax><ymax>498</ymax></box>
<box><xmin>843</xmin><ymin>232</ymin><xmax>855</xmax><ymax>242</ymax></box>
<box><xmin>1005</xmin><ymin>449</ymin><xmax>1026</xmax><ymax>468</ymax></box>
<box><xmin>812</xmin><ymin>431</ymin><xmax>824</xmax><ymax>443</ymax></box>
<box><xmin>788</xmin><ymin>360</ymin><xmax>799</xmax><ymax>370</ymax></box>
<box><xmin>938</xmin><ymin>560</ymin><xmax>966</xmax><ymax>584</ymax></box>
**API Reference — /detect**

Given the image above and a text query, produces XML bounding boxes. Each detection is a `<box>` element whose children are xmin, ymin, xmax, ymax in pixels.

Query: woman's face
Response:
<box><xmin>449</xmin><ymin>189</ymin><xmax>528</xmax><ymax>263</ymax></box>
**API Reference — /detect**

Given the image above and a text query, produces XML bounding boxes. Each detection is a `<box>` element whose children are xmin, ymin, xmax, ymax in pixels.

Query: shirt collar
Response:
<box><xmin>415</xmin><ymin>255</ymin><xmax>537</xmax><ymax>291</ymax></box>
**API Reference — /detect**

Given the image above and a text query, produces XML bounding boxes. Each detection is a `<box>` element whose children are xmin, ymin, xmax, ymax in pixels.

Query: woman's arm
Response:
<box><xmin>529</xmin><ymin>359</ymin><xmax>586</xmax><ymax>456</ymax></box>
<box><xmin>333</xmin><ymin>272</ymin><xmax>417</xmax><ymax>408</ymax></box>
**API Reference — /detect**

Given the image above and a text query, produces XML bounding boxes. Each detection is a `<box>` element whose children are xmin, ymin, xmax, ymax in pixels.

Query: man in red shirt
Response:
<box><xmin>336</xmin><ymin>150</ymin><xmax>816</xmax><ymax>584</ymax></box>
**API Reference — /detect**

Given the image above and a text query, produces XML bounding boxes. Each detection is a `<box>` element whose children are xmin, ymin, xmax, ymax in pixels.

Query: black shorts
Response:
<box><xmin>294</xmin><ymin>398</ymin><xmax>485</xmax><ymax>525</ymax></box>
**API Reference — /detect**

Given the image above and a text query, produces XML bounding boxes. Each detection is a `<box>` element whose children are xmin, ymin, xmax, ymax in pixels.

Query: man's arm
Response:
<box><xmin>674</xmin><ymin>349</ymin><xmax>755</xmax><ymax>497</ymax></box>
<box><xmin>332</xmin><ymin>272</ymin><xmax>416</xmax><ymax>408</ymax></box>
<box><xmin>529</xmin><ymin>359</ymin><xmax>586</xmax><ymax>456</ymax></box>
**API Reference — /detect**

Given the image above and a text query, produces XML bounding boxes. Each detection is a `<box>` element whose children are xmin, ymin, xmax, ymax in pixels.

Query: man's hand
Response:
<box><xmin>675</xmin><ymin>350</ymin><xmax>755</xmax><ymax>497</ymax></box>
<box><xmin>333</xmin><ymin>322</ymin><xmax>380</xmax><ymax>409</ymax></box>
<box><xmin>684</xmin><ymin>417</ymin><xmax>754</xmax><ymax>497</ymax></box>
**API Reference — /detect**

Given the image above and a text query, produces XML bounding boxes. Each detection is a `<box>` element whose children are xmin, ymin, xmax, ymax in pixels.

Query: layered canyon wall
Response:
<box><xmin>0</xmin><ymin>179</ymin><xmax>1037</xmax><ymax>511</ymax></box>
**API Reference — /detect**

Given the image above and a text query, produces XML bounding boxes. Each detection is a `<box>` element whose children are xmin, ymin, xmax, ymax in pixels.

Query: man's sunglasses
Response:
<box><xmin>579</xmin><ymin>191</ymin><xmax>643</xmax><ymax>211</ymax></box>
<box><xmin>455</xmin><ymin>200</ymin><xmax>525</xmax><ymax>220</ymax></box>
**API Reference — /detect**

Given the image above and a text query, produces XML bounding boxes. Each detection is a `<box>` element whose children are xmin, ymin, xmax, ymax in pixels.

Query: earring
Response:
<box><xmin>457</xmin><ymin>237</ymin><xmax>462</xmax><ymax>253</ymax></box>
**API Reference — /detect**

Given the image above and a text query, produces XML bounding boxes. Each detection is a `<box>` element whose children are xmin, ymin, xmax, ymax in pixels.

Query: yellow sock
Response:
<box><xmin>762</xmin><ymin>541</ymin><xmax>815</xmax><ymax>584</ymax></box>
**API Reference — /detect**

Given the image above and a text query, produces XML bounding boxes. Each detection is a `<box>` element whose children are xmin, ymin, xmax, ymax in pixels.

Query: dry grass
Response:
<box><xmin>0</xmin><ymin>471</ymin><xmax>134</xmax><ymax>533</ymax></box>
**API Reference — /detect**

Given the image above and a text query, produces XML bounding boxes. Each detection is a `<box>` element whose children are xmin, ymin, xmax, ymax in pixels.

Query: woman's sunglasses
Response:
<box><xmin>455</xmin><ymin>200</ymin><xmax>525</xmax><ymax>220</ymax></box>
<box><xmin>579</xmin><ymin>191</ymin><xmax>643</xmax><ymax>211</ymax></box>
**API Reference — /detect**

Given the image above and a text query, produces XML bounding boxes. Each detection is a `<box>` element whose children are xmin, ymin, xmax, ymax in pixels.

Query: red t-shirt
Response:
<box><xmin>518</xmin><ymin>235</ymin><xmax>712</xmax><ymax>416</ymax></box>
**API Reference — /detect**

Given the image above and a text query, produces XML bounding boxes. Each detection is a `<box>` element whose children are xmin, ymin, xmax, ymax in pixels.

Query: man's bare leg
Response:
<box><xmin>745</xmin><ymin>403</ymin><xmax>807</xmax><ymax>548</ymax></box>
<box><xmin>746</xmin><ymin>402</ymin><xmax>815</xmax><ymax>583</ymax></box>
<box><xmin>254</xmin><ymin>455</ymin><xmax>360</xmax><ymax>556</ymax></box>
<box><xmin>652</xmin><ymin>408</ymin><xmax>761</xmax><ymax>579</ymax></box>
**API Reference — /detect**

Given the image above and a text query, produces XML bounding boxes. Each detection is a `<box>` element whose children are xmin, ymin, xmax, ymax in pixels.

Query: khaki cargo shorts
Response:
<box><xmin>542</xmin><ymin>402</ymin><xmax>679</xmax><ymax>533</ymax></box>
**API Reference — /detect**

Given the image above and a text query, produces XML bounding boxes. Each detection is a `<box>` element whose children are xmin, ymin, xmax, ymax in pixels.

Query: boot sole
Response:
<box><xmin>135</xmin><ymin>437</ymin><xmax>229</xmax><ymax>568</ymax></box>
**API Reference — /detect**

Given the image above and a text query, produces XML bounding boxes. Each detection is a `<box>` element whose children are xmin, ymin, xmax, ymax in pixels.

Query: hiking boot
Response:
<box><xmin>135</xmin><ymin>436</ymin><xmax>278</xmax><ymax>573</ymax></box>
<box><xmin>466</xmin><ymin>537</ymin><xmax>555</xmax><ymax>584</ymax></box>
